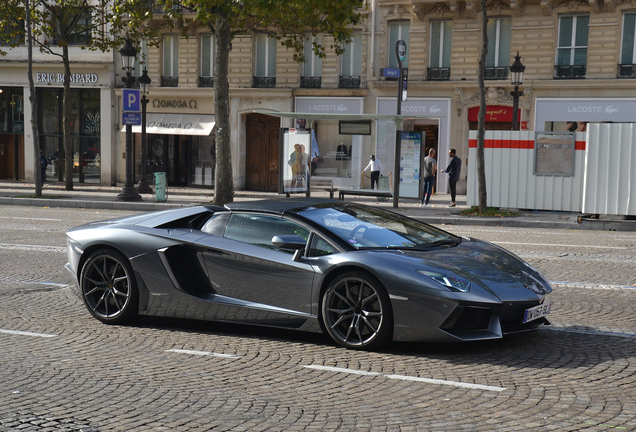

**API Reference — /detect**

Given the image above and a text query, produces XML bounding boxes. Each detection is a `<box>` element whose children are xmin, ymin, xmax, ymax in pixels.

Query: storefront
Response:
<box><xmin>467</xmin><ymin>105</ymin><xmax>521</xmax><ymax>131</ymax></box>
<box><xmin>376</xmin><ymin>98</ymin><xmax>451</xmax><ymax>193</ymax></box>
<box><xmin>294</xmin><ymin>97</ymin><xmax>364</xmax><ymax>188</ymax></box>
<box><xmin>0</xmin><ymin>87</ymin><xmax>25</xmax><ymax>180</ymax></box>
<box><xmin>535</xmin><ymin>98</ymin><xmax>636</xmax><ymax>132</ymax></box>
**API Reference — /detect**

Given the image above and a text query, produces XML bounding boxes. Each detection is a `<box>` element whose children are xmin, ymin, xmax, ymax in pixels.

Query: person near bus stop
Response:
<box><xmin>362</xmin><ymin>155</ymin><xmax>383</xmax><ymax>190</ymax></box>
<box><xmin>421</xmin><ymin>148</ymin><xmax>436</xmax><ymax>206</ymax></box>
<box><xmin>442</xmin><ymin>148</ymin><xmax>461</xmax><ymax>207</ymax></box>
<box><xmin>39</xmin><ymin>151</ymin><xmax>48</xmax><ymax>186</ymax></box>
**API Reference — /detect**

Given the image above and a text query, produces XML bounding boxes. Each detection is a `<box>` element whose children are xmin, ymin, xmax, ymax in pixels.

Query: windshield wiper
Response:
<box><xmin>413</xmin><ymin>238</ymin><xmax>462</xmax><ymax>249</ymax></box>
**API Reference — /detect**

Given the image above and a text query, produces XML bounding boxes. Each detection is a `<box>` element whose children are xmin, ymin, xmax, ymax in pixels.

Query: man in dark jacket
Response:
<box><xmin>441</xmin><ymin>149</ymin><xmax>461</xmax><ymax>207</ymax></box>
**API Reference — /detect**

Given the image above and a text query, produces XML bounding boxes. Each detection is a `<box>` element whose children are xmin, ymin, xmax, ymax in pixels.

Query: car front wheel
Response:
<box><xmin>79</xmin><ymin>249</ymin><xmax>138</xmax><ymax>324</ymax></box>
<box><xmin>321</xmin><ymin>271</ymin><xmax>393</xmax><ymax>350</ymax></box>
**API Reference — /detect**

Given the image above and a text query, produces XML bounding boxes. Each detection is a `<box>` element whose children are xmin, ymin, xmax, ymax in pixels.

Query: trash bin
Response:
<box><xmin>154</xmin><ymin>172</ymin><xmax>168</xmax><ymax>202</ymax></box>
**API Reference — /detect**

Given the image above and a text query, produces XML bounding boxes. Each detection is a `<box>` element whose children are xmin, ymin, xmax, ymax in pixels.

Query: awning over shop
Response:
<box><xmin>123</xmin><ymin>114</ymin><xmax>215</xmax><ymax>135</ymax></box>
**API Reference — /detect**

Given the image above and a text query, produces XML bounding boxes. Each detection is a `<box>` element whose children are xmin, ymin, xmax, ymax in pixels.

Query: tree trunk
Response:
<box><xmin>26</xmin><ymin>0</ymin><xmax>41</xmax><ymax>197</ymax></box>
<box><xmin>477</xmin><ymin>0</ymin><xmax>488</xmax><ymax>212</ymax></box>
<box><xmin>62</xmin><ymin>45</ymin><xmax>74</xmax><ymax>191</ymax></box>
<box><xmin>213</xmin><ymin>16</ymin><xmax>233</xmax><ymax>204</ymax></box>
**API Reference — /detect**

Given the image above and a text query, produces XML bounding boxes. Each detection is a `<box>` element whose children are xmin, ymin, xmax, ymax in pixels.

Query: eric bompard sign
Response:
<box><xmin>36</xmin><ymin>73</ymin><xmax>99</xmax><ymax>84</ymax></box>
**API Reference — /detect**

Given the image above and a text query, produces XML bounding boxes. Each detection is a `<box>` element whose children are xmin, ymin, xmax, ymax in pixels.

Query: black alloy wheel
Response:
<box><xmin>321</xmin><ymin>271</ymin><xmax>393</xmax><ymax>350</ymax></box>
<box><xmin>79</xmin><ymin>249</ymin><xmax>139</xmax><ymax>324</ymax></box>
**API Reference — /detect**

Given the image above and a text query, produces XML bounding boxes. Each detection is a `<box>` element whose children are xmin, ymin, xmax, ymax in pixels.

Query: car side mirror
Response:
<box><xmin>272</xmin><ymin>235</ymin><xmax>306</xmax><ymax>262</ymax></box>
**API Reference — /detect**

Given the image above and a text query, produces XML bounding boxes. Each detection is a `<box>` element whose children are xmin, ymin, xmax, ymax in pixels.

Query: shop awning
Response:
<box><xmin>123</xmin><ymin>114</ymin><xmax>215</xmax><ymax>135</ymax></box>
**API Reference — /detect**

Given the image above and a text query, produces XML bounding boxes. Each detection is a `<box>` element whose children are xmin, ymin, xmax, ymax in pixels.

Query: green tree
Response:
<box><xmin>118</xmin><ymin>0</ymin><xmax>366</xmax><ymax>204</ymax></box>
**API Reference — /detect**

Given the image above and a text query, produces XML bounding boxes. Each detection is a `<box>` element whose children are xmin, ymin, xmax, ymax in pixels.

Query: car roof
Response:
<box><xmin>224</xmin><ymin>197</ymin><xmax>341</xmax><ymax>215</ymax></box>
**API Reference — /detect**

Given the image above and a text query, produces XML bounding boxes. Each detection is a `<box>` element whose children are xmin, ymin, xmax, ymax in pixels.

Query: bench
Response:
<box><xmin>339</xmin><ymin>188</ymin><xmax>393</xmax><ymax>201</ymax></box>
<box><xmin>310</xmin><ymin>178</ymin><xmax>338</xmax><ymax>199</ymax></box>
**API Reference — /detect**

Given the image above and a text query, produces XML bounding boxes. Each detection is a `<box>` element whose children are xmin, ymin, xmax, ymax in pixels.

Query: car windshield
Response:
<box><xmin>296</xmin><ymin>203</ymin><xmax>460</xmax><ymax>249</ymax></box>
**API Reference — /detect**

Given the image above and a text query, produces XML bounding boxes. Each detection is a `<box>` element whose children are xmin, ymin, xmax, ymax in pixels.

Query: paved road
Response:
<box><xmin>0</xmin><ymin>206</ymin><xmax>635</xmax><ymax>431</ymax></box>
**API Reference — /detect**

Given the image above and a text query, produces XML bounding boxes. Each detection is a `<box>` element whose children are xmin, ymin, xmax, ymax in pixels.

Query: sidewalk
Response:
<box><xmin>1</xmin><ymin>180</ymin><xmax>634</xmax><ymax>231</ymax></box>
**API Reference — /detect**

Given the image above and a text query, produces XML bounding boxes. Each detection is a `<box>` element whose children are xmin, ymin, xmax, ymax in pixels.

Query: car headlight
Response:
<box><xmin>417</xmin><ymin>270</ymin><xmax>471</xmax><ymax>292</ymax></box>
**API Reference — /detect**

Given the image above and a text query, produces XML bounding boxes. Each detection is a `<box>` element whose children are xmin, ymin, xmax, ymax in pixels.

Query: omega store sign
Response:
<box><xmin>149</xmin><ymin>96</ymin><xmax>212</xmax><ymax>114</ymax></box>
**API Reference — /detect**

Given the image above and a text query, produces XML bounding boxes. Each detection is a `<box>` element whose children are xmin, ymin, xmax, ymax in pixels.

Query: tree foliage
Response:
<box><xmin>119</xmin><ymin>0</ymin><xmax>366</xmax><ymax>204</ymax></box>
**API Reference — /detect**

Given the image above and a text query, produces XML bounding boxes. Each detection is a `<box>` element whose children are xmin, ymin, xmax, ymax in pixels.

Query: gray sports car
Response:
<box><xmin>65</xmin><ymin>198</ymin><xmax>552</xmax><ymax>350</ymax></box>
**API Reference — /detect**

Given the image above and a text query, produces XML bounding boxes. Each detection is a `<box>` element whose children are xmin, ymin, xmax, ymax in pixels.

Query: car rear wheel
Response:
<box><xmin>321</xmin><ymin>271</ymin><xmax>393</xmax><ymax>350</ymax></box>
<box><xmin>79</xmin><ymin>249</ymin><xmax>138</xmax><ymax>324</ymax></box>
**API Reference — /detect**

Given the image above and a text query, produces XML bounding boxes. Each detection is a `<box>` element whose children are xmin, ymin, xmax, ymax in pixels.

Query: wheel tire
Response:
<box><xmin>79</xmin><ymin>249</ymin><xmax>139</xmax><ymax>324</ymax></box>
<box><xmin>321</xmin><ymin>271</ymin><xmax>393</xmax><ymax>350</ymax></box>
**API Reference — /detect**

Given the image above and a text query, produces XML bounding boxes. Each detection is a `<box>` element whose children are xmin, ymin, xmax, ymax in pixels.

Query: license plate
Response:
<box><xmin>523</xmin><ymin>302</ymin><xmax>552</xmax><ymax>323</ymax></box>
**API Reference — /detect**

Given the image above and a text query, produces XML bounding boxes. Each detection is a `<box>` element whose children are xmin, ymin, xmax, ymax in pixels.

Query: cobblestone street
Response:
<box><xmin>1</xmin><ymin>206</ymin><xmax>635</xmax><ymax>431</ymax></box>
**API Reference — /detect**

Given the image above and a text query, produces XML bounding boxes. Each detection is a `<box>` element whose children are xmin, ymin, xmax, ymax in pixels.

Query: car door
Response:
<box><xmin>198</xmin><ymin>213</ymin><xmax>316</xmax><ymax>316</ymax></box>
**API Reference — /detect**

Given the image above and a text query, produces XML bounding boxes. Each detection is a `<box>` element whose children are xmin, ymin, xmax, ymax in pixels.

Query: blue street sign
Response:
<box><xmin>382</xmin><ymin>68</ymin><xmax>400</xmax><ymax>78</ymax></box>
<box><xmin>123</xmin><ymin>89</ymin><xmax>140</xmax><ymax>112</ymax></box>
<box><xmin>122</xmin><ymin>112</ymin><xmax>141</xmax><ymax>126</ymax></box>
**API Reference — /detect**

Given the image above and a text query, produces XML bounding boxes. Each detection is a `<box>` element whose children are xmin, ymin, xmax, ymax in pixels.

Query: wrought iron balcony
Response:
<box><xmin>618</xmin><ymin>64</ymin><xmax>636</xmax><ymax>78</ymax></box>
<box><xmin>484</xmin><ymin>67</ymin><xmax>509</xmax><ymax>80</ymax></box>
<box><xmin>253</xmin><ymin>76</ymin><xmax>276</xmax><ymax>88</ymax></box>
<box><xmin>161</xmin><ymin>76</ymin><xmax>179</xmax><ymax>87</ymax></box>
<box><xmin>427</xmin><ymin>67</ymin><xmax>451</xmax><ymax>81</ymax></box>
<box><xmin>300</xmin><ymin>77</ymin><xmax>322</xmax><ymax>88</ymax></box>
<box><xmin>339</xmin><ymin>76</ymin><xmax>360</xmax><ymax>88</ymax></box>
<box><xmin>198</xmin><ymin>76</ymin><xmax>214</xmax><ymax>87</ymax></box>
<box><xmin>554</xmin><ymin>65</ymin><xmax>586</xmax><ymax>79</ymax></box>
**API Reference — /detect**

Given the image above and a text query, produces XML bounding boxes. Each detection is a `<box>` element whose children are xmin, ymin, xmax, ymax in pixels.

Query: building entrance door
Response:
<box><xmin>245</xmin><ymin>113</ymin><xmax>279</xmax><ymax>192</ymax></box>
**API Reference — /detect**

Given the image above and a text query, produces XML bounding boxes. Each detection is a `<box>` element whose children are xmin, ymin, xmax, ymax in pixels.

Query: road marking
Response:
<box><xmin>303</xmin><ymin>365</ymin><xmax>507</xmax><ymax>392</ymax></box>
<box><xmin>551</xmin><ymin>282</ymin><xmax>636</xmax><ymax>290</ymax></box>
<box><xmin>0</xmin><ymin>243</ymin><xmax>66</xmax><ymax>253</ymax></box>
<box><xmin>492</xmin><ymin>241</ymin><xmax>627</xmax><ymax>250</ymax></box>
<box><xmin>0</xmin><ymin>329</ymin><xmax>57</xmax><ymax>338</ymax></box>
<box><xmin>0</xmin><ymin>216</ymin><xmax>62</xmax><ymax>221</ymax></box>
<box><xmin>165</xmin><ymin>349</ymin><xmax>240</xmax><ymax>359</ymax></box>
<box><xmin>546</xmin><ymin>327</ymin><xmax>636</xmax><ymax>339</ymax></box>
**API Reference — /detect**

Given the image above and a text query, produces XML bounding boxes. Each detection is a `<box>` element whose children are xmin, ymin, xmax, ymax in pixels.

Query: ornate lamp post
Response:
<box><xmin>136</xmin><ymin>69</ymin><xmax>153</xmax><ymax>194</ymax></box>
<box><xmin>509</xmin><ymin>51</ymin><xmax>525</xmax><ymax>131</ymax></box>
<box><xmin>117</xmin><ymin>38</ymin><xmax>142</xmax><ymax>201</ymax></box>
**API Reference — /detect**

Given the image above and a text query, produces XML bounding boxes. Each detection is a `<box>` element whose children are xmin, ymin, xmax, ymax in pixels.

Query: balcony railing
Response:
<box><xmin>554</xmin><ymin>65</ymin><xmax>586</xmax><ymax>79</ymax></box>
<box><xmin>339</xmin><ymin>75</ymin><xmax>360</xmax><ymax>88</ymax></box>
<box><xmin>300</xmin><ymin>77</ymin><xmax>322</xmax><ymax>88</ymax></box>
<box><xmin>485</xmin><ymin>66</ymin><xmax>509</xmax><ymax>80</ymax></box>
<box><xmin>161</xmin><ymin>76</ymin><xmax>179</xmax><ymax>87</ymax></box>
<box><xmin>618</xmin><ymin>64</ymin><xmax>636</xmax><ymax>78</ymax></box>
<box><xmin>253</xmin><ymin>76</ymin><xmax>276</xmax><ymax>88</ymax></box>
<box><xmin>198</xmin><ymin>76</ymin><xmax>214</xmax><ymax>87</ymax></box>
<box><xmin>427</xmin><ymin>67</ymin><xmax>450</xmax><ymax>81</ymax></box>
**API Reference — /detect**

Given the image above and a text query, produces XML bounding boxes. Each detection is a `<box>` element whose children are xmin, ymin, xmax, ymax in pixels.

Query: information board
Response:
<box><xmin>399</xmin><ymin>131</ymin><xmax>423</xmax><ymax>199</ymax></box>
<box><xmin>534</xmin><ymin>132</ymin><xmax>576</xmax><ymax>176</ymax></box>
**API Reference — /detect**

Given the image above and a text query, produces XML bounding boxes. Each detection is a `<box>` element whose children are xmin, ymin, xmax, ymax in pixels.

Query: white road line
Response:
<box><xmin>165</xmin><ymin>349</ymin><xmax>240</xmax><ymax>359</ymax></box>
<box><xmin>0</xmin><ymin>216</ymin><xmax>62</xmax><ymax>221</ymax></box>
<box><xmin>545</xmin><ymin>327</ymin><xmax>636</xmax><ymax>339</ymax></box>
<box><xmin>303</xmin><ymin>365</ymin><xmax>507</xmax><ymax>392</ymax></box>
<box><xmin>0</xmin><ymin>243</ymin><xmax>66</xmax><ymax>253</ymax></box>
<box><xmin>551</xmin><ymin>282</ymin><xmax>636</xmax><ymax>290</ymax></box>
<box><xmin>492</xmin><ymin>241</ymin><xmax>627</xmax><ymax>250</ymax></box>
<box><xmin>0</xmin><ymin>329</ymin><xmax>57</xmax><ymax>338</ymax></box>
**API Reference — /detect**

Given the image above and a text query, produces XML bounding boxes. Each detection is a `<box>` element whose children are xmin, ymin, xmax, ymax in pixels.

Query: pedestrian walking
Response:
<box><xmin>421</xmin><ymin>148</ymin><xmax>436</xmax><ymax>206</ymax></box>
<box><xmin>441</xmin><ymin>148</ymin><xmax>461</xmax><ymax>207</ymax></box>
<box><xmin>362</xmin><ymin>155</ymin><xmax>383</xmax><ymax>190</ymax></box>
<box><xmin>40</xmin><ymin>151</ymin><xmax>48</xmax><ymax>186</ymax></box>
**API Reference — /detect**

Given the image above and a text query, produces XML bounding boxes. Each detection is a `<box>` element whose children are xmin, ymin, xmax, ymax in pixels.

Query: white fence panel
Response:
<box><xmin>467</xmin><ymin>130</ymin><xmax>585</xmax><ymax>211</ymax></box>
<box><xmin>583</xmin><ymin>124</ymin><xmax>636</xmax><ymax>216</ymax></box>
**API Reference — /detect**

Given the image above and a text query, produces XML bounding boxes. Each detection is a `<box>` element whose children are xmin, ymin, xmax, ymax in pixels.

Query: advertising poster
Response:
<box><xmin>399</xmin><ymin>131</ymin><xmax>423</xmax><ymax>199</ymax></box>
<box><xmin>282</xmin><ymin>129</ymin><xmax>311</xmax><ymax>193</ymax></box>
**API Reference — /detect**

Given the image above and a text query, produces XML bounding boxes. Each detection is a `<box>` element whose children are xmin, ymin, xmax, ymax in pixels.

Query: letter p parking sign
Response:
<box><xmin>123</xmin><ymin>89</ymin><xmax>140</xmax><ymax>112</ymax></box>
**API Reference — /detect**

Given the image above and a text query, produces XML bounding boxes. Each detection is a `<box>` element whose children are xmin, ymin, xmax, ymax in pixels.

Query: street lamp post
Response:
<box><xmin>117</xmin><ymin>38</ymin><xmax>142</xmax><ymax>201</ymax></box>
<box><xmin>136</xmin><ymin>69</ymin><xmax>153</xmax><ymax>194</ymax></box>
<box><xmin>509</xmin><ymin>51</ymin><xmax>525</xmax><ymax>131</ymax></box>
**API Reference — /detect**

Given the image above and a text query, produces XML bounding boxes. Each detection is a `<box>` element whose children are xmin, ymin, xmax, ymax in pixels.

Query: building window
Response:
<box><xmin>254</xmin><ymin>33</ymin><xmax>276</xmax><ymax>88</ymax></box>
<box><xmin>340</xmin><ymin>31</ymin><xmax>361</xmax><ymax>88</ymax></box>
<box><xmin>199</xmin><ymin>34</ymin><xmax>215</xmax><ymax>87</ymax></box>
<box><xmin>619</xmin><ymin>13</ymin><xmax>636</xmax><ymax>77</ymax></box>
<box><xmin>301</xmin><ymin>33</ymin><xmax>322</xmax><ymax>88</ymax></box>
<box><xmin>162</xmin><ymin>35</ymin><xmax>179</xmax><ymax>87</ymax></box>
<box><xmin>428</xmin><ymin>20</ymin><xmax>452</xmax><ymax>80</ymax></box>
<box><xmin>132</xmin><ymin>39</ymin><xmax>149</xmax><ymax>88</ymax></box>
<box><xmin>485</xmin><ymin>18</ymin><xmax>511</xmax><ymax>80</ymax></box>
<box><xmin>555</xmin><ymin>15</ymin><xmax>588</xmax><ymax>79</ymax></box>
<box><xmin>66</xmin><ymin>10</ymin><xmax>91</xmax><ymax>46</ymax></box>
<box><xmin>389</xmin><ymin>21</ymin><xmax>410</xmax><ymax>68</ymax></box>
<box><xmin>1</xmin><ymin>21</ymin><xmax>25</xmax><ymax>46</ymax></box>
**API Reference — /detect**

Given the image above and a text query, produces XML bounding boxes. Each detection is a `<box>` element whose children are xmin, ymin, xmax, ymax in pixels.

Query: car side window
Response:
<box><xmin>224</xmin><ymin>213</ymin><xmax>310</xmax><ymax>251</ymax></box>
<box><xmin>308</xmin><ymin>234</ymin><xmax>338</xmax><ymax>257</ymax></box>
<box><xmin>200</xmin><ymin>212</ymin><xmax>230</xmax><ymax>236</ymax></box>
